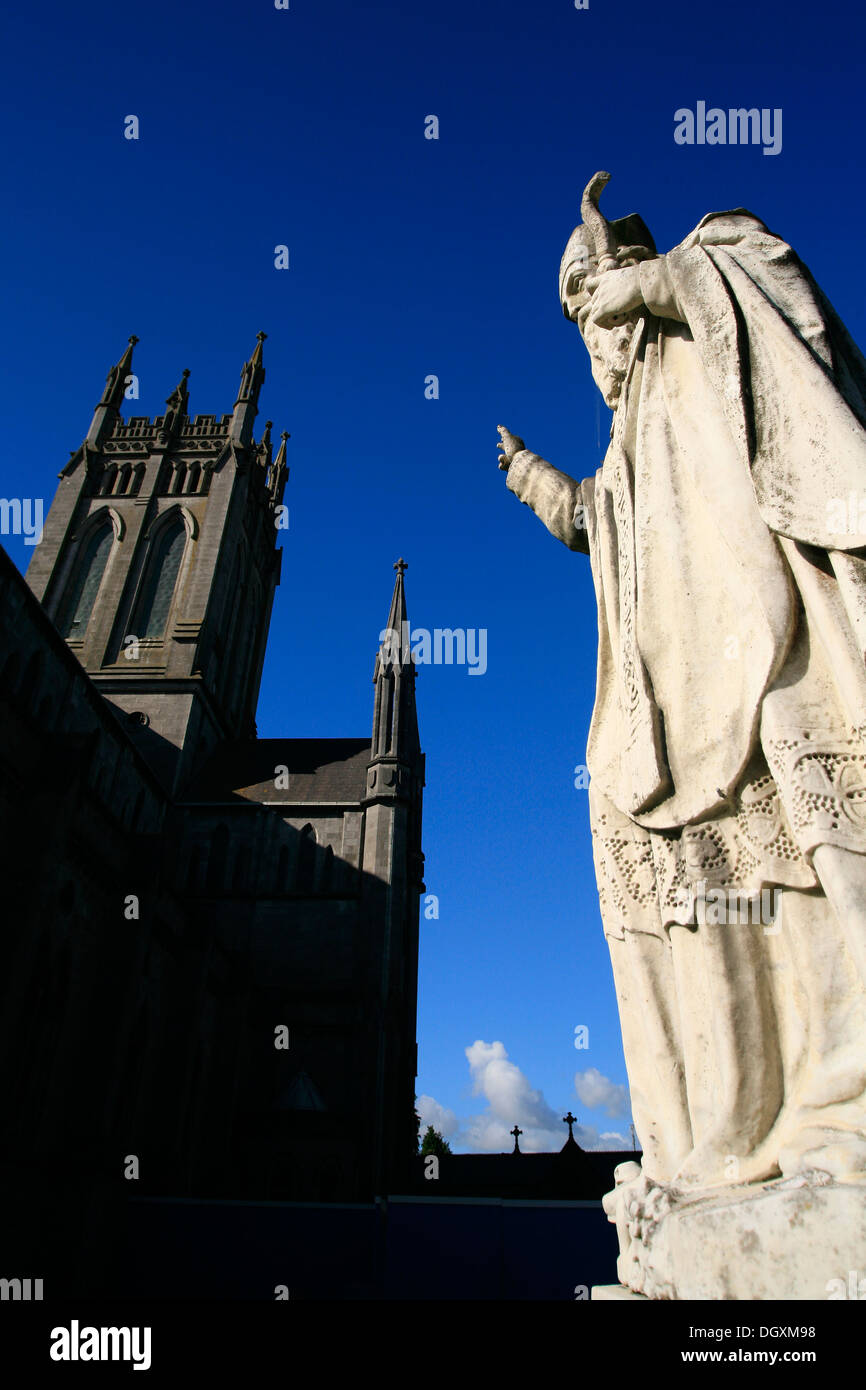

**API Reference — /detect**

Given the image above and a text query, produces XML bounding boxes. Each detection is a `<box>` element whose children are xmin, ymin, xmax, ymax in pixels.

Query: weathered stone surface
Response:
<box><xmin>604</xmin><ymin>1162</ymin><xmax>866</xmax><ymax>1301</ymax></box>
<box><xmin>500</xmin><ymin>171</ymin><xmax>866</xmax><ymax>1297</ymax></box>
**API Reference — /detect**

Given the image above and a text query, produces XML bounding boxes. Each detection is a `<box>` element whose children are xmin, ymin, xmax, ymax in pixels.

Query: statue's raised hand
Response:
<box><xmin>497</xmin><ymin>424</ymin><xmax>525</xmax><ymax>471</ymax></box>
<box><xmin>586</xmin><ymin>266</ymin><xmax>644</xmax><ymax>328</ymax></box>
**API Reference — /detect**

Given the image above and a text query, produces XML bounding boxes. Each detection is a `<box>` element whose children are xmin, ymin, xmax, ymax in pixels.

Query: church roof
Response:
<box><xmin>406</xmin><ymin>1149</ymin><xmax>636</xmax><ymax>1201</ymax></box>
<box><xmin>182</xmin><ymin>737</ymin><xmax>372</xmax><ymax>806</ymax></box>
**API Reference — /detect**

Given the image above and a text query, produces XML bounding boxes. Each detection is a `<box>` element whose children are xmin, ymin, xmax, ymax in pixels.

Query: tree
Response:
<box><xmin>420</xmin><ymin>1124</ymin><xmax>452</xmax><ymax>1157</ymax></box>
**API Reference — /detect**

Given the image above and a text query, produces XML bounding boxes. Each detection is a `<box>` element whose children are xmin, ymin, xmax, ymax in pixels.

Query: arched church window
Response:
<box><xmin>224</xmin><ymin>559</ymin><xmax>246</xmax><ymax>716</ymax></box>
<box><xmin>60</xmin><ymin>520</ymin><xmax>113</xmax><ymax>638</ymax></box>
<box><xmin>236</xmin><ymin>586</ymin><xmax>259</xmax><ymax>714</ymax></box>
<box><xmin>385</xmin><ymin>674</ymin><xmax>396</xmax><ymax>753</ymax></box>
<box><xmin>132</xmin><ymin>517</ymin><xmax>186</xmax><ymax>639</ymax></box>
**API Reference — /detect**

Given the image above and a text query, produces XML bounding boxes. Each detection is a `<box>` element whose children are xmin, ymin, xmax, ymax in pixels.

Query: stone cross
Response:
<box><xmin>510</xmin><ymin>1124</ymin><xmax>523</xmax><ymax>1154</ymax></box>
<box><xmin>562</xmin><ymin>1111</ymin><xmax>578</xmax><ymax>1141</ymax></box>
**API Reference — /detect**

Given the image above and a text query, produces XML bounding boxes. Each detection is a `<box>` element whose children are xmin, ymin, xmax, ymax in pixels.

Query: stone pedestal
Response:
<box><xmin>602</xmin><ymin>1164</ymin><xmax>866</xmax><ymax>1300</ymax></box>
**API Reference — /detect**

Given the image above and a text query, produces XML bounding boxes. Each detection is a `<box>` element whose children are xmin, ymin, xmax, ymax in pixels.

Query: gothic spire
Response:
<box><xmin>161</xmin><ymin>368</ymin><xmax>190</xmax><ymax>440</ymax></box>
<box><xmin>258</xmin><ymin>419</ymin><xmax>273</xmax><ymax>468</ymax></box>
<box><xmin>269</xmin><ymin>431</ymin><xmax>290</xmax><ymax>506</ymax></box>
<box><xmin>248</xmin><ymin>329</ymin><xmax>266</xmax><ymax>374</ymax></box>
<box><xmin>85</xmin><ymin>335</ymin><xmax>138</xmax><ymax>447</ymax></box>
<box><xmin>98</xmin><ymin>335</ymin><xmax>138</xmax><ymax>409</ymax></box>
<box><xmin>377</xmin><ymin>557</ymin><xmax>410</xmax><ymax>671</ymax></box>
<box><xmin>231</xmin><ymin>332</ymin><xmax>267</xmax><ymax>444</ymax></box>
<box><xmin>369</xmin><ymin>559</ymin><xmax>420</xmax><ymax>772</ymax></box>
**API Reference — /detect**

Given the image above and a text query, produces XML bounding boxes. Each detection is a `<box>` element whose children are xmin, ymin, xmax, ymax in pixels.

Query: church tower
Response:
<box><xmin>26</xmin><ymin>334</ymin><xmax>288</xmax><ymax>792</ymax></box>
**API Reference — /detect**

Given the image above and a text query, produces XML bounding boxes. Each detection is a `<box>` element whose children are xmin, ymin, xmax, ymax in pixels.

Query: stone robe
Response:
<box><xmin>507</xmin><ymin>210</ymin><xmax>866</xmax><ymax>1185</ymax></box>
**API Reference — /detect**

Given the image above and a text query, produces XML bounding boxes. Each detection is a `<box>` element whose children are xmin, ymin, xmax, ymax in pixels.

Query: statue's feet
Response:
<box><xmin>795</xmin><ymin>1043</ymin><xmax>866</xmax><ymax>1109</ymax></box>
<box><xmin>778</xmin><ymin>1126</ymin><xmax>866</xmax><ymax>1181</ymax></box>
<box><xmin>672</xmin><ymin>1136</ymin><xmax>780</xmax><ymax>1188</ymax></box>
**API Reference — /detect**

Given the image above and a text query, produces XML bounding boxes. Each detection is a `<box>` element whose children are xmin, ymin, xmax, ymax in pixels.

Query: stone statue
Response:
<box><xmin>498</xmin><ymin>171</ymin><xmax>866</xmax><ymax>1298</ymax></box>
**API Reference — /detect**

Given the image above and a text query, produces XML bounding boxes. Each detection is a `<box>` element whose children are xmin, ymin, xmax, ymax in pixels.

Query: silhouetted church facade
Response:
<box><xmin>0</xmin><ymin>334</ymin><xmax>425</xmax><ymax>1261</ymax></box>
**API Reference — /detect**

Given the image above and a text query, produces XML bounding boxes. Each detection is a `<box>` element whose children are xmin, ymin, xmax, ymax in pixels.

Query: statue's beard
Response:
<box><xmin>580</xmin><ymin>317</ymin><xmax>636</xmax><ymax>409</ymax></box>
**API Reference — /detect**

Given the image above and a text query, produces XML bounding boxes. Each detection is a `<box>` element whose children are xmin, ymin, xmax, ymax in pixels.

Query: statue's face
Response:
<box><xmin>560</xmin><ymin>218</ymin><xmax>657</xmax><ymax>409</ymax></box>
<box><xmin>560</xmin><ymin>243</ymin><xmax>629</xmax><ymax>407</ymax></box>
<box><xmin>578</xmin><ymin>313</ymin><xmax>635</xmax><ymax>409</ymax></box>
<box><xmin>560</xmin><ymin>227</ymin><xmax>645</xmax><ymax>408</ymax></box>
<box><xmin>560</xmin><ymin>253</ymin><xmax>596</xmax><ymax>323</ymax></box>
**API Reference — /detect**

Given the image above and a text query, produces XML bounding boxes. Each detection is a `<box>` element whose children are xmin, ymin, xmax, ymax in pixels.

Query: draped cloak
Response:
<box><xmin>508</xmin><ymin>211</ymin><xmax>866</xmax><ymax>1181</ymax></box>
<box><xmin>509</xmin><ymin>211</ymin><xmax>866</xmax><ymax>931</ymax></box>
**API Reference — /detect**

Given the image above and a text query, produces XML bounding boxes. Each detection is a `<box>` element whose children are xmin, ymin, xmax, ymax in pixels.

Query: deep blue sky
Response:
<box><xmin>3</xmin><ymin>0</ymin><xmax>864</xmax><ymax>1150</ymax></box>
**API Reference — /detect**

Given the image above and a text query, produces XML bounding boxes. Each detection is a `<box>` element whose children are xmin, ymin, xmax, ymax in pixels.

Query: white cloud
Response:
<box><xmin>416</xmin><ymin>1094</ymin><xmax>458</xmax><ymax>1139</ymax></box>
<box><xmin>580</xmin><ymin>1127</ymin><xmax>632</xmax><ymax>1151</ymax></box>
<box><xmin>463</xmin><ymin>1039</ymin><xmax>563</xmax><ymax>1152</ymax></box>
<box><xmin>420</xmin><ymin>1045</ymin><xmax>636</xmax><ymax>1154</ymax></box>
<box><xmin>574</xmin><ymin>1066</ymin><xmax>630</xmax><ymax>1118</ymax></box>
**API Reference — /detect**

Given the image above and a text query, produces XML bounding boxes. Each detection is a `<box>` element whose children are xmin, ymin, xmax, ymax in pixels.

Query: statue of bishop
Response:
<box><xmin>498</xmin><ymin>172</ymin><xmax>866</xmax><ymax>1298</ymax></box>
